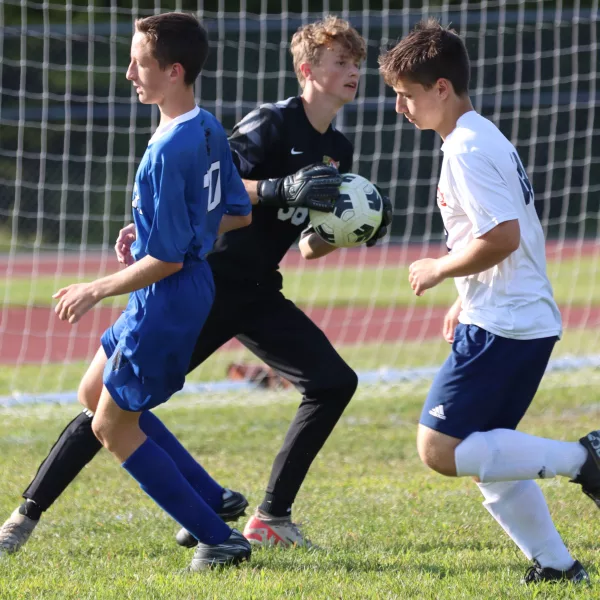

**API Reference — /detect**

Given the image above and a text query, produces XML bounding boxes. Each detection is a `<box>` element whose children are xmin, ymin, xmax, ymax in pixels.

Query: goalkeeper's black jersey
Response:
<box><xmin>207</xmin><ymin>96</ymin><xmax>353</xmax><ymax>288</ymax></box>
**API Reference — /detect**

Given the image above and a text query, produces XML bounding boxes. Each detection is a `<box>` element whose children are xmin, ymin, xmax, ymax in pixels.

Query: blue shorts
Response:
<box><xmin>419</xmin><ymin>324</ymin><xmax>557</xmax><ymax>439</ymax></box>
<box><xmin>101</xmin><ymin>260</ymin><xmax>214</xmax><ymax>412</ymax></box>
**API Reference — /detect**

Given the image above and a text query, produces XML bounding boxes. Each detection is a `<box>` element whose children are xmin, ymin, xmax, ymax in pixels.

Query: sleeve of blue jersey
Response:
<box><xmin>145</xmin><ymin>150</ymin><xmax>194</xmax><ymax>263</ymax></box>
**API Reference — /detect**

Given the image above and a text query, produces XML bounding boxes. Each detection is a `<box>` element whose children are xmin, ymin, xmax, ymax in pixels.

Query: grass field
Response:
<box><xmin>2</xmin><ymin>256</ymin><xmax>600</xmax><ymax>307</ymax></box>
<box><xmin>1</xmin><ymin>245</ymin><xmax>599</xmax><ymax>597</ymax></box>
<box><xmin>1</xmin><ymin>375</ymin><xmax>599</xmax><ymax>599</ymax></box>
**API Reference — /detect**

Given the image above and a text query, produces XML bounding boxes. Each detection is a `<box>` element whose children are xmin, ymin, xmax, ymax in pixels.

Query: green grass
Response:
<box><xmin>0</xmin><ymin>378</ymin><xmax>599</xmax><ymax>598</ymax></box>
<box><xmin>3</xmin><ymin>256</ymin><xmax>600</xmax><ymax>308</ymax></box>
<box><xmin>2</xmin><ymin>326</ymin><xmax>600</xmax><ymax>398</ymax></box>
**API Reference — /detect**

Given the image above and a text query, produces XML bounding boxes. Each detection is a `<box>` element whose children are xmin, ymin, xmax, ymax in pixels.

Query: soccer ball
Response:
<box><xmin>309</xmin><ymin>173</ymin><xmax>383</xmax><ymax>248</ymax></box>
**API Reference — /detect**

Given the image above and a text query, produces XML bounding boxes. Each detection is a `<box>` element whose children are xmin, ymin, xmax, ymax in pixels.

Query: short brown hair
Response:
<box><xmin>135</xmin><ymin>12</ymin><xmax>209</xmax><ymax>86</ymax></box>
<box><xmin>290</xmin><ymin>16</ymin><xmax>366</xmax><ymax>88</ymax></box>
<box><xmin>378</xmin><ymin>18</ymin><xmax>470</xmax><ymax>95</ymax></box>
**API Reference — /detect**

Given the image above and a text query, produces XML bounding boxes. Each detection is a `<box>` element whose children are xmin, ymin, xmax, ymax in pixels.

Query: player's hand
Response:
<box><xmin>443</xmin><ymin>297</ymin><xmax>462</xmax><ymax>343</ymax></box>
<box><xmin>408</xmin><ymin>258</ymin><xmax>445</xmax><ymax>296</ymax></box>
<box><xmin>115</xmin><ymin>223</ymin><xmax>136</xmax><ymax>266</ymax></box>
<box><xmin>366</xmin><ymin>193</ymin><xmax>392</xmax><ymax>247</ymax></box>
<box><xmin>53</xmin><ymin>283</ymin><xmax>100</xmax><ymax>324</ymax></box>
<box><xmin>258</xmin><ymin>163</ymin><xmax>341</xmax><ymax>212</ymax></box>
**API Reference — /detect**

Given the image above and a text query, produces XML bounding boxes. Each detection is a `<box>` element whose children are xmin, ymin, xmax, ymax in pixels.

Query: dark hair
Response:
<box><xmin>135</xmin><ymin>12</ymin><xmax>209</xmax><ymax>86</ymax></box>
<box><xmin>378</xmin><ymin>18</ymin><xmax>470</xmax><ymax>95</ymax></box>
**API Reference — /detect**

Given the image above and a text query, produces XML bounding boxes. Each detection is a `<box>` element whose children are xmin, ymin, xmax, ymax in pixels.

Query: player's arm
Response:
<box><xmin>115</xmin><ymin>223</ymin><xmax>136</xmax><ymax>265</ymax></box>
<box><xmin>241</xmin><ymin>167</ymin><xmax>340</xmax><ymax>212</ymax></box>
<box><xmin>443</xmin><ymin>296</ymin><xmax>462</xmax><ymax>343</ymax></box>
<box><xmin>242</xmin><ymin>179</ymin><xmax>260</xmax><ymax>205</ymax></box>
<box><xmin>56</xmin><ymin>150</ymin><xmax>197</xmax><ymax>323</ymax></box>
<box><xmin>438</xmin><ymin>220</ymin><xmax>520</xmax><ymax>277</ymax></box>
<box><xmin>409</xmin><ymin>220</ymin><xmax>519</xmax><ymax>296</ymax></box>
<box><xmin>409</xmin><ymin>153</ymin><xmax>520</xmax><ymax>296</ymax></box>
<box><xmin>53</xmin><ymin>256</ymin><xmax>182</xmax><ymax>324</ymax></box>
<box><xmin>81</xmin><ymin>255</ymin><xmax>181</xmax><ymax>297</ymax></box>
<box><xmin>229</xmin><ymin>106</ymin><xmax>338</xmax><ymax>212</ymax></box>
<box><xmin>219</xmin><ymin>212</ymin><xmax>252</xmax><ymax>234</ymax></box>
<box><xmin>256</xmin><ymin>164</ymin><xmax>340</xmax><ymax>212</ymax></box>
<box><xmin>299</xmin><ymin>230</ymin><xmax>337</xmax><ymax>260</ymax></box>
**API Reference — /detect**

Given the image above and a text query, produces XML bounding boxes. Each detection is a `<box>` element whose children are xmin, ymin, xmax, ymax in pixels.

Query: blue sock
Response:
<box><xmin>122</xmin><ymin>438</ymin><xmax>231</xmax><ymax>545</ymax></box>
<box><xmin>139</xmin><ymin>411</ymin><xmax>224</xmax><ymax>511</ymax></box>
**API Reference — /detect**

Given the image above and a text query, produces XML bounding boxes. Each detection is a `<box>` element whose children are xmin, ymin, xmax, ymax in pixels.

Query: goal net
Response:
<box><xmin>1</xmin><ymin>0</ymin><xmax>599</xmax><ymax>405</ymax></box>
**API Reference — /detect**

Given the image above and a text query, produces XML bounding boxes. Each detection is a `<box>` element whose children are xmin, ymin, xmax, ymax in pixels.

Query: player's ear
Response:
<box><xmin>170</xmin><ymin>62</ymin><xmax>185</xmax><ymax>82</ymax></box>
<box><xmin>437</xmin><ymin>78</ymin><xmax>452</xmax><ymax>100</ymax></box>
<box><xmin>299</xmin><ymin>61</ymin><xmax>313</xmax><ymax>82</ymax></box>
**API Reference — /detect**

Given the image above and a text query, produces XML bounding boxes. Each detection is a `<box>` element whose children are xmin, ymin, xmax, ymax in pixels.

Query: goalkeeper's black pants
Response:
<box><xmin>23</xmin><ymin>276</ymin><xmax>358</xmax><ymax>518</ymax></box>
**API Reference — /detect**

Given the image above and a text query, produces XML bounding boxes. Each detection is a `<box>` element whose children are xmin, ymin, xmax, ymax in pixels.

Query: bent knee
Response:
<box><xmin>418</xmin><ymin>450</ymin><xmax>457</xmax><ymax>477</ymax></box>
<box><xmin>91</xmin><ymin>417</ymin><xmax>108</xmax><ymax>444</ymax></box>
<box><xmin>417</xmin><ymin>432</ymin><xmax>459</xmax><ymax>477</ymax></box>
<box><xmin>78</xmin><ymin>373</ymin><xmax>103</xmax><ymax>412</ymax></box>
<box><xmin>91</xmin><ymin>417</ymin><xmax>120</xmax><ymax>450</ymax></box>
<box><xmin>340</xmin><ymin>367</ymin><xmax>359</xmax><ymax>398</ymax></box>
<box><xmin>305</xmin><ymin>365</ymin><xmax>358</xmax><ymax>404</ymax></box>
<box><xmin>331</xmin><ymin>364</ymin><xmax>359</xmax><ymax>398</ymax></box>
<box><xmin>78</xmin><ymin>382</ymin><xmax>97</xmax><ymax>411</ymax></box>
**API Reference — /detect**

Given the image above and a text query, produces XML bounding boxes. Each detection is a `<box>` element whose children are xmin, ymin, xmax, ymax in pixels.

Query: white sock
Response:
<box><xmin>477</xmin><ymin>480</ymin><xmax>574</xmax><ymax>571</ymax></box>
<box><xmin>455</xmin><ymin>429</ymin><xmax>588</xmax><ymax>481</ymax></box>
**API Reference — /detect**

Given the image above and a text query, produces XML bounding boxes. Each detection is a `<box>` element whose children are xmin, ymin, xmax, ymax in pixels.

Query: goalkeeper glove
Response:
<box><xmin>366</xmin><ymin>191</ymin><xmax>393</xmax><ymax>247</ymax></box>
<box><xmin>257</xmin><ymin>163</ymin><xmax>341</xmax><ymax>212</ymax></box>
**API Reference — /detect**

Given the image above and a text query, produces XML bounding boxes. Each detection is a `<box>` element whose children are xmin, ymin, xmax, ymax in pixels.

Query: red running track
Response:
<box><xmin>0</xmin><ymin>240</ymin><xmax>597</xmax><ymax>277</ymax></box>
<box><xmin>1</xmin><ymin>241</ymin><xmax>599</xmax><ymax>363</ymax></box>
<box><xmin>1</xmin><ymin>304</ymin><xmax>599</xmax><ymax>364</ymax></box>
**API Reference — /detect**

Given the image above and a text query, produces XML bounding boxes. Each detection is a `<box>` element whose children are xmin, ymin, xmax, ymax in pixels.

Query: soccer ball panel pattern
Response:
<box><xmin>310</xmin><ymin>174</ymin><xmax>383</xmax><ymax>248</ymax></box>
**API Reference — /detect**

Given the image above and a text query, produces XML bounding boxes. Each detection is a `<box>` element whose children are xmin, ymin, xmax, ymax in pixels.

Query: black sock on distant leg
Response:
<box><xmin>259</xmin><ymin>493</ymin><xmax>292</xmax><ymax>518</ymax></box>
<box><xmin>19</xmin><ymin>499</ymin><xmax>42</xmax><ymax>521</ymax></box>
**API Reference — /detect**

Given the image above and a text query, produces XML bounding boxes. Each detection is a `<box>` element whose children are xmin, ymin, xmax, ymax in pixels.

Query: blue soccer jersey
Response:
<box><xmin>102</xmin><ymin>106</ymin><xmax>251</xmax><ymax>412</ymax></box>
<box><xmin>131</xmin><ymin>106</ymin><xmax>251</xmax><ymax>264</ymax></box>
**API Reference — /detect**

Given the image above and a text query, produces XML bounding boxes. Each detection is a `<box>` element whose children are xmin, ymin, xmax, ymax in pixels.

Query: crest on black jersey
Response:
<box><xmin>323</xmin><ymin>155</ymin><xmax>340</xmax><ymax>169</ymax></box>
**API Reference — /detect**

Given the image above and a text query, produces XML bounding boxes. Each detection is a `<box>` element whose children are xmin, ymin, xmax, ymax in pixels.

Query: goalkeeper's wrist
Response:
<box><xmin>257</xmin><ymin>178</ymin><xmax>285</xmax><ymax>208</ymax></box>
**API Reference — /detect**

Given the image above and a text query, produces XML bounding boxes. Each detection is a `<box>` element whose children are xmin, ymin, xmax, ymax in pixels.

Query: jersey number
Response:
<box><xmin>278</xmin><ymin>206</ymin><xmax>308</xmax><ymax>225</ymax></box>
<box><xmin>204</xmin><ymin>161</ymin><xmax>221</xmax><ymax>212</ymax></box>
<box><xmin>511</xmin><ymin>152</ymin><xmax>533</xmax><ymax>205</ymax></box>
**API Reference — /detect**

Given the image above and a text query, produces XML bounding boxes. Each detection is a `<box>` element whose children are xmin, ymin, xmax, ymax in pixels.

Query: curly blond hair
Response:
<box><xmin>290</xmin><ymin>16</ymin><xmax>366</xmax><ymax>88</ymax></box>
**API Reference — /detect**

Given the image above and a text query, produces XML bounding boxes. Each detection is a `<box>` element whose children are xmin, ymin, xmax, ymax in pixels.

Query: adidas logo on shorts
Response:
<box><xmin>428</xmin><ymin>405</ymin><xmax>446</xmax><ymax>420</ymax></box>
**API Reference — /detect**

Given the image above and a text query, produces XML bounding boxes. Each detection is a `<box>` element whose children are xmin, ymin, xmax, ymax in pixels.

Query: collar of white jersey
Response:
<box><xmin>441</xmin><ymin>110</ymin><xmax>478</xmax><ymax>152</ymax></box>
<box><xmin>148</xmin><ymin>106</ymin><xmax>200</xmax><ymax>146</ymax></box>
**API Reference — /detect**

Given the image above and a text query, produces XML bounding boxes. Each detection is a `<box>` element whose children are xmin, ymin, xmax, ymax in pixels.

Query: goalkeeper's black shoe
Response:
<box><xmin>570</xmin><ymin>430</ymin><xmax>600</xmax><ymax>508</ymax></box>
<box><xmin>176</xmin><ymin>488</ymin><xmax>248</xmax><ymax>548</ymax></box>
<box><xmin>189</xmin><ymin>529</ymin><xmax>251</xmax><ymax>571</ymax></box>
<box><xmin>522</xmin><ymin>560</ymin><xmax>590</xmax><ymax>584</ymax></box>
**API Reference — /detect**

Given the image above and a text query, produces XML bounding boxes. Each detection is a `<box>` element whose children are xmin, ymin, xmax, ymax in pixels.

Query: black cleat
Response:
<box><xmin>522</xmin><ymin>560</ymin><xmax>590</xmax><ymax>584</ymax></box>
<box><xmin>176</xmin><ymin>488</ymin><xmax>248</xmax><ymax>548</ymax></box>
<box><xmin>570</xmin><ymin>430</ymin><xmax>600</xmax><ymax>508</ymax></box>
<box><xmin>189</xmin><ymin>528</ymin><xmax>251</xmax><ymax>571</ymax></box>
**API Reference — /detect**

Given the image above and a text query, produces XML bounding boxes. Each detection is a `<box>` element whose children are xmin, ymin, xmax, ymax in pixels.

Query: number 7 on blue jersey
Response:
<box><xmin>204</xmin><ymin>161</ymin><xmax>221</xmax><ymax>211</ymax></box>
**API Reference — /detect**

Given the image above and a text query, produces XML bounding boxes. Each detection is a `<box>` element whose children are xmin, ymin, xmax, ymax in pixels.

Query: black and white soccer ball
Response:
<box><xmin>310</xmin><ymin>173</ymin><xmax>383</xmax><ymax>248</ymax></box>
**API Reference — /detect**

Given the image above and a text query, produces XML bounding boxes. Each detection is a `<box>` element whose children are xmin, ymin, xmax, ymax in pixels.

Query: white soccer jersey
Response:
<box><xmin>437</xmin><ymin>111</ymin><xmax>562</xmax><ymax>340</ymax></box>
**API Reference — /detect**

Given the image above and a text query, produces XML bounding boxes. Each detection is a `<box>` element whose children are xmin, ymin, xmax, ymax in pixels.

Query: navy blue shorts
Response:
<box><xmin>419</xmin><ymin>324</ymin><xmax>557</xmax><ymax>439</ymax></box>
<box><xmin>101</xmin><ymin>261</ymin><xmax>214</xmax><ymax>412</ymax></box>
